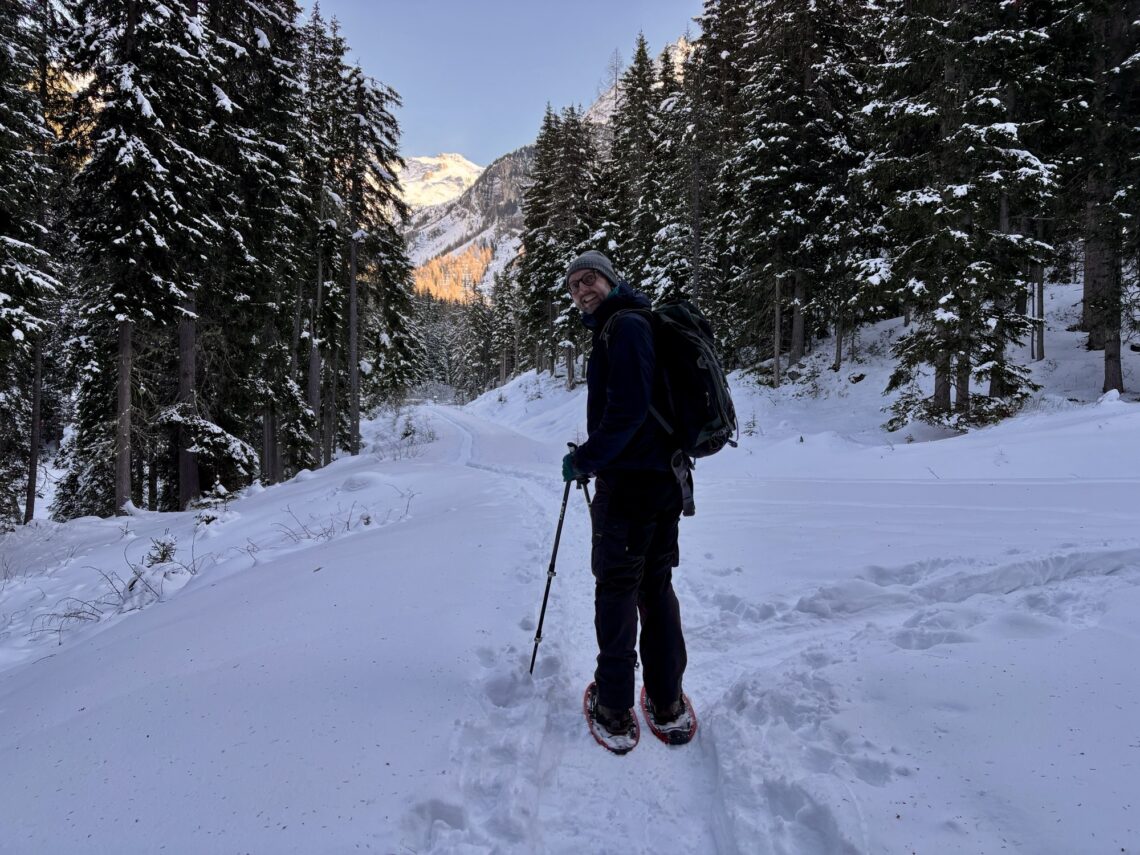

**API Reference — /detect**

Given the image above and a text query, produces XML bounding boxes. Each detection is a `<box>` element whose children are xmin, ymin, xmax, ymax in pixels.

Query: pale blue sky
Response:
<box><xmin>307</xmin><ymin>1</ymin><xmax>703</xmax><ymax>165</ymax></box>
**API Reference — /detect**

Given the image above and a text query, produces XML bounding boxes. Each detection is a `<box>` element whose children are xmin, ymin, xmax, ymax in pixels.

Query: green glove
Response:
<box><xmin>562</xmin><ymin>451</ymin><xmax>585</xmax><ymax>483</ymax></box>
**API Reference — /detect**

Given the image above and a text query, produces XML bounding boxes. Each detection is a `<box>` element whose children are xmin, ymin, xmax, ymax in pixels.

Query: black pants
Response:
<box><xmin>590</xmin><ymin>470</ymin><xmax>687</xmax><ymax>711</ymax></box>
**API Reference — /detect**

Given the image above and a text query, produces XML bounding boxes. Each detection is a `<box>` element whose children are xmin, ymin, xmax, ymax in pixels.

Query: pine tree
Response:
<box><xmin>159</xmin><ymin>0</ymin><xmax>258</xmax><ymax>509</ymax></box>
<box><xmin>57</xmin><ymin>0</ymin><xmax>223</xmax><ymax>517</ymax></box>
<box><xmin>295</xmin><ymin>6</ymin><xmax>351</xmax><ymax>466</ymax></box>
<box><xmin>1048</xmin><ymin>0</ymin><xmax>1139</xmax><ymax>393</ymax></box>
<box><xmin>204</xmin><ymin>0</ymin><xmax>310</xmax><ymax>487</ymax></box>
<box><xmin>727</xmin><ymin>0</ymin><xmax>869</xmax><ymax>377</ymax></box>
<box><xmin>343</xmin><ymin>67</ymin><xmax>420</xmax><ymax>416</ymax></box>
<box><xmin>606</xmin><ymin>33</ymin><xmax>657</xmax><ymax>287</ymax></box>
<box><xmin>488</xmin><ymin>266</ymin><xmax>522</xmax><ymax>383</ymax></box>
<box><xmin>684</xmin><ymin>0</ymin><xmax>753</xmax><ymax>352</ymax></box>
<box><xmin>0</xmin><ymin>0</ymin><xmax>60</xmax><ymax>528</ymax></box>
<box><xmin>644</xmin><ymin>45</ymin><xmax>693</xmax><ymax>302</ymax></box>
<box><xmin>519</xmin><ymin>105</ymin><xmax>565</xmax><ymax>372</ymax></box>
<box><xmin>865</xmin><ymin>0</ymin><xmax>1055</xmax><ymax>428</ymax></box>
<box><xmin>22</xmin><ymin>0</ymin><xmax>75</xmax><ymax>523</ymax></box>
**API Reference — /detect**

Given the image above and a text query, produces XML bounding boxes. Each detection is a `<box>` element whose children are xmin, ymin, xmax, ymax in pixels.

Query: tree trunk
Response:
<box><xmin>308</xmin><ymin>333</ymin><xmax>321</xmax><ymax>463</ymax></box>
<box><xmin>177</xmin><ymin>307</ymin><xmax>199</xmax><ymax>508</ymax></box>
<box><xmin>308</xmin><ymin>251</ymin><xmax>324</xmax><ymax>465</ymax></box>
<box><xmin>831</xmin><ymin>314</ymin><xmax>843</xmax><ymax>372</ymax></box>
<box><xmin>131</xmin><ymin>441</ymin><xmax>144</xmax><ymax>508</ymax></box>
<box><xmin>932</xmin><ymin>326</ymin><xmax>952</xmax><ymax>414</ymax></box>
<box><xmin>24</xmin><ymin>4</ymin><xmax>48</xmax><ymax>524</ymax></box>
<box><xmin>564</xmin><ymin>344</ymin><xmax>575</xmax><ymax>390</ymax></box>
<box><xmin>147</xmin><ymin>452</ymin><xmax>158</xmax><ymax>511</ymax></box>
<box><xmin>115</xmin><ymin>320</ymin><xmax>133</xmax><ymax>513</ymax></box>
<box><xmin>789</xmin><ymin>272</ymin><xmax>806</xmax><ymax>364</ymax></box>
<box><xmin>1104</xmin><ymin>325</ymin><xmax>1123</xmax><ymax>393</ymax></box>
<box><xmin>688</xmin><ymin>108</ymin><xmax>703</xmax><ymax>301</ymax></box>
<box><xmin>262</xmin><ymin>405</ymin><xmax>279</xmax><ymax>485</ymax></box>
<box><xmin>348</xmin><ymin>236</ymin><xmax>360</xmax><ymax>455</ymax></box>
<box><xmin>772</xmin><ymin>278</ymin><xmax>782</xmax><ymax>387</ymax></box>
<box><xmin>1034</xmin><ymin>219</ymin><xmax>1046</xmax><ymax>361</ymax></box>
<box><xmin>1102</xmin><ymin>250</ymin><xmax>1124</xmax><ymax>393</ymax></box>
<box><xmin>955</xmin><ymin>355</ymin><xmax>971</xmax><ymax>414</ymax></box>
<box><xmin>23</xmin><ymin>341</ymin><xmax>43</xmax><ymax>523</ymax></box>
<box><xmin>989</xmin><ymin>192</ymin><xmax>1011</xmax><ymax>398</ymax></box>
<box><xmin>323</xmin><ymin>341</ymin><xmax>338</xmax><ymax>466</ymax></box>
<box><xmin>1083</xmin><ymin>230</ymin><xmax>1109</xmax><ymax>350</ymax></box>
<box><xmin>290</xmin><ymin>275</ymin><xmax>304</xmax><ymax>375</ymax></box>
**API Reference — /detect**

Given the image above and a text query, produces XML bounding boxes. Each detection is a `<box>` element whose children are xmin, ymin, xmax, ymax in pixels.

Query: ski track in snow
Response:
<box><xmin>401</xmin><ymin>405</ymin><xmax>1140</xmax><ymax>854</ymax></box>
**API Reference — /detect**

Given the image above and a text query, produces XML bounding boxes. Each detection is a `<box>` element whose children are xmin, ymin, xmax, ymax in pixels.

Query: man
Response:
<box><xmin>562</xmin><ymin>250</ymin><xmax>696</xmax><ymax>752</ymax></box>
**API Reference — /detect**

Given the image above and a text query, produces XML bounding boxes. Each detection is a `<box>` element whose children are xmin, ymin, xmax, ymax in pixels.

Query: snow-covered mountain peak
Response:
<box><xmin>398</xmin><ymin>153</ymin><xmax>484</xmax><ymax>210</ymax></box>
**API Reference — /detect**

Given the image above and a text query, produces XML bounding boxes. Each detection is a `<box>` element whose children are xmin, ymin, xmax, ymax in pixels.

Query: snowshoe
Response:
<box><xmin>640</xmin><ymin>685</ymin><xmax>698</xmax><ymax>746</ymax></box>
<box><xmin>584</xmin><ymin>682</ymin><xmax>639</xmax><ymax>755</ymax></box>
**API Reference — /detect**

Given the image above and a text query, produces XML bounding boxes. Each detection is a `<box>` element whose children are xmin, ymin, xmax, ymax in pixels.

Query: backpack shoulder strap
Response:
<box><xmin>599</xmin><ymin>307</ymin><xmax>676</xmax><ymax>442</ymax></box>
<box><xmin>599</xmin><ymin>307</ymin><xmax>652</xmax><ymax>349</ymax></box>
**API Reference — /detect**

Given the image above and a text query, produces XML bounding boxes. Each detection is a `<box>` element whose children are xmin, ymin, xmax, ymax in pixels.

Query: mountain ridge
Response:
<box><xmin>397</xmin><ymin>153</ymin><xmax>483</xmax><ymax>210</ymax></box>
<box><xmin>404</xmin><ymin>36</ymin><xmax>694</xmax><ymax>300</ymax></box>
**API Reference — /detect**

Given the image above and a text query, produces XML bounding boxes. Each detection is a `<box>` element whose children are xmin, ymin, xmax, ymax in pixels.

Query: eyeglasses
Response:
<box><xmin>568</xmin><ymin>269</ymin><xmax>599</xmax><ymax>293</ymax></box>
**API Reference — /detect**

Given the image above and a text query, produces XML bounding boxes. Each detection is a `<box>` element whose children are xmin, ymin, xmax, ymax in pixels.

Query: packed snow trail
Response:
<box><xmin>416</xmin><ymin>404</ymin><xmax>725</xmax><ymax>854</ymax></box>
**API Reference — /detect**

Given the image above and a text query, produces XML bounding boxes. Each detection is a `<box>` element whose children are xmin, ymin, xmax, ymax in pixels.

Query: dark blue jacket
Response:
<box><xmin>573</xmin><ymin>283</ymin><xmax>673</xmax><ymax>476</ymax></box>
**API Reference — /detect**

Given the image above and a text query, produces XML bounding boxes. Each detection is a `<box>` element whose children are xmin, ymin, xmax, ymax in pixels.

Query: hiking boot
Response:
<box><xmin>584</xmin><ymin>683</ymin><xmax>639</xmax><ymax>754</ymax></box>
<box><xmin>653</xmin><ymin>698</ymin><xmax>685</xmax><ymax>725</ymax></box>
<box><xmin>595</xmin><ymin>700</ymin><xmax>634</xmax><ymax>736</ymax></box>
<box><xmin>641</xmin><ymin>687</ymin><xmax>698</xmax><ymax>745</ymax></box>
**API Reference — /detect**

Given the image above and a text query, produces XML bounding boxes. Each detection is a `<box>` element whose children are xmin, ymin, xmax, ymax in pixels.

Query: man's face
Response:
<box><xmin>568</xmin><ymin>268</ymin><xmax>613</xmax><ymax>315</ymax></box>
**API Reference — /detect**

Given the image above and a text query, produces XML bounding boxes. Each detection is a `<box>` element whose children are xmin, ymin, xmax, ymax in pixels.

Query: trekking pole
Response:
<box><xmin>529</xmin><ymin>478</ymin><xmax>573</xmax><ymax>674</ymax></box>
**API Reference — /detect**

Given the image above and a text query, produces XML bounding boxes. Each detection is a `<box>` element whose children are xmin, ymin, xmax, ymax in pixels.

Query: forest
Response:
<box><xmin>434</xmin><ymin>0</ymin><xmax>1138</xmax><ymax>424</ymax></box>
<box><xmin>1</xmin><ymin>0</ymin><xmax>420</xmax><ymax>527</ymax></box>
<box><xmin>1</xmin><ymin>0</ymin><xmax>1137</xmax><ymax>530</ymax></box>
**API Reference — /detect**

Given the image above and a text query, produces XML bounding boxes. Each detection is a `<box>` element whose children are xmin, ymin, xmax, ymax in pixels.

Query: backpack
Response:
<box><xmin>601</xmin><ymin>300</ymin><xmax>738</xmax><ymax>460</ymax></box>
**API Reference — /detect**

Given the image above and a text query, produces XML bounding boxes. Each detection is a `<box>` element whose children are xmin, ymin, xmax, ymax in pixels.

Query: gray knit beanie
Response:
<box><xmin>564</xmin><ymin>250</ymin><xmax>619</xmax><ymax>289</ymax></box>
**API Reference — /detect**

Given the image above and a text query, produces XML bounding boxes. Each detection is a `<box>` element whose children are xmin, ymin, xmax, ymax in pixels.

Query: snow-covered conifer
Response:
<box><xmin>864</xmin><ymin>0</ymin><xmax>1055</xmax><ymax>428</ymax></box>
<box><xmin>607</xmin><ymin>33</ymin><xmax>657</xmax><ymax>288</ymax></box>
<box><xmin>726</xmin><ymin>0</ymin><xmax>868</xmax><ymax>376</ymax></box>
<box><xmin>0</xmin><ymin>0</ymin><xmax>59</xmax><ymax>528</ymax></box>
<box><xmin>58</xmin><ymin>0</ymin><xmax>227</xmax><ymax>515</ymax></box>
<box><xmin>643</xmin><ymin>47</ymin><xmax>688</xmax><ymax>302</ymax></box>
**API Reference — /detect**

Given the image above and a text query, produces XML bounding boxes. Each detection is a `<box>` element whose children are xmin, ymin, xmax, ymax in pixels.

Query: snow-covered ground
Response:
<box><xmin>2</xmin><ymin>285</ymin><xmax>1139</xmax><ymax>854</ymax></box>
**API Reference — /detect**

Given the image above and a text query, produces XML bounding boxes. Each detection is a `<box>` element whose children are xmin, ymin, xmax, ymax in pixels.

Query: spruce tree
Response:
<box><xmin>551</xmin><ymin>105</ymin><xmax>601</xmax><ymax>376</ymax></box>
<box><xmin>343</xmin><ymin>67</ymin><xmax>421</xmax><ymax>415</ymax></box>
<box><xmin>292</xmin><ymin>6</ymin><xmax>350</xmax><ymax>465</ymax></box>
<box><xmin>57</xmin><ymin>0</ymin><xmax>222</xmax><ymax>517</ymax></box>
<box><xmin>0</xmin><ymin>0</ymin><xmax>59</xmax><ymax>528</ymax></box>
<box><xmin>865</xmin><ymin>0</ymin><xmax>1055</xmax><ymax>428</ymax></box>
<box><xmin>519</xmin><ymin>105</ymin><xmax>565</xmax><ymax>372</ymax></box>
<box><xmin>205</xmin><ymin>0</ymin><xmax>309</xmax><ymax>486</ymax></box>
<box><xmin>1048</xmin><ymin>0</ymin><xmax>1139</xmax><ymax>392</ymax></box>
<box><xmin>685</xmin><ymin>0</ymin><xmax>753</xmax><ymax>352</ymax></box>
<box><xmin>644</xmin><ymin>46</ymin><xmax>693</xmax><ymax>302</ymax></box>
<box><xmin>607</xmin><ymin>33</ymin><xmax>657</xmax><ymax>288</ymax></box>
<box><xmin>728</xmin><ymin>0</ymin><xmax>868</xmax><ymax>375</ymax></box>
